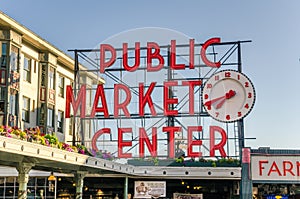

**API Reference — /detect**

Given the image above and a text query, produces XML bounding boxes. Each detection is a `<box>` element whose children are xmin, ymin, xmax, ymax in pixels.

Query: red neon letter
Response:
<box><xmin>139</xmin><ymin>127</ymin><xmax>157</xmax><ymax>158</ymax></box>
<box><xmin>268</xmin><ymin>161</ymin><xmax>282</xmax><ymax>176</ymax></box>
<box><xmin>90</xmin><ymin>84</ymin><xmax>109</xmax><ymax>118</ymax></box>
<box><xmin>65</xmin><ymin>85</ymin><xmax>86</xmax><ymax>118</ymax></box>
<box><xmin>100</xmin><ymin>44</ymin><xmax>116</xmax><ymax>73</ymax></box>
<box><xmin>259</xmin><ymin>160</ymin><xmax>268</xmax><ymax>176</ymax></box>
<box><xmin>297</xmin><ymin>161</ymin><xmax>300</xmax><ymax>176</ymax></box>
<box><xmin>123</xmin><ymin>42</ymin><xmax>140</xmax><ymax>72</ymax></box>
<box><xmin>170</xmin><ymin>40</ymin><xmax>185</xmax><ymax>70</ymax></box>
<box><xmin>147</xmin><ymin>42</ymin><xmax>164</xmax><ymax>72</ymax></box>
<box><xmin>283</xmin><ymin>161</ymin><xmax>295</xmax><ymax>176</ymax></box>
<box><xmin>187</xmin><ymin>126</ymin><xmax>203</xmax><ymax>157</ymax></box>
<box><xmin>163</xmin><ymin>126</ymin><xmax>181</xmax><ymax>158</ymax></box>
<box><xmin>201</xmin><ymin>38</ymin><xmax>221</xmax><ymax>68</ymax></box>
<box><xmin>164</xmin><ymin>81</ymin><xmax>178</xmax><ymax>116</ymax></box>
<box><xmin>139</xmin><ymin>82</ymin><xmax>157</xmax><ymax>116</ymax></box>
<box><xmin>189</xmin><ymin>39</ymin><xmax>194</xmax><ymax>69</ymax></box>
<box><xmin>114</xmin><ymin>84</ymin><xmax>131</xmax><ymax>118</ymax></box>
<box><xmin>91</xmin><ymin>128</ymin><xmax>111</xmax><ymax>152</ymax></box>
<box><xmin>210</xmin><ymin>126</ymin><xmax>227</xmax><ymax>157</ymax></box>
<box><xmin>182</xmin><ymin>80</ymin><xmax>202</xmax><ymax>114</ymax></box>
<box><xmin>118</xmin><ymin>128</ymin><xmax>132</xmax><ymax>158</ymax></box>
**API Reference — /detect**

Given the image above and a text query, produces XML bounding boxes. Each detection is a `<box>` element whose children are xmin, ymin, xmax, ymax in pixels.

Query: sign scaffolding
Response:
<box><xmin>68</xmin><ymin>37</ymin><xmax>252</xmax><ymax>163</ymax></box>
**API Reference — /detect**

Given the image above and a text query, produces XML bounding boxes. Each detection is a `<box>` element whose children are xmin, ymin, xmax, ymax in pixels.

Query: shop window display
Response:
<box><xmin>253</xmin><ymin>184</ymin><xmax>300</xmax><ymax>199</ymax></box>
<box><xmin>0</xmin><ymin>177</ymin><xmax>55</xmax><ymax>198</ymax></box>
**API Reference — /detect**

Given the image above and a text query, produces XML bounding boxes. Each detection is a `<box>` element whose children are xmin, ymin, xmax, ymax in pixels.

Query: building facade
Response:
<box><xmin>0</xmin><ymin>11</ymin><xmax>103</xmax><ymax>144</ymax></box>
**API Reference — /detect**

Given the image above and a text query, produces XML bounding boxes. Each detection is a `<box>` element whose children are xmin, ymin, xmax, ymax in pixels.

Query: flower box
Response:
<box><xmin>127</xmin><ymin>159</ymin><xmax>240</xmax><ymax>167</ymax></box>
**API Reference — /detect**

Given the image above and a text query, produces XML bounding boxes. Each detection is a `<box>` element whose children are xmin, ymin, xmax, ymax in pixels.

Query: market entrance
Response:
<box><xmin>56</xmin><ymin>177</ymin><xmax>240</xmax><ymax>199</ymax></box>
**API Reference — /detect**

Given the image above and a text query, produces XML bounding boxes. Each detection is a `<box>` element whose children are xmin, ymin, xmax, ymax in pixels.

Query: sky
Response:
<box><xmin>1</xmin><ymin>0</ymin><xmax>300</xmax><ymax>150</ymax></box>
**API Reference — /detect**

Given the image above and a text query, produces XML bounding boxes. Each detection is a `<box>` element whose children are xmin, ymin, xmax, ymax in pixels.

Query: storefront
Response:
<box><xmin>57</xmin><ymin>177</ymin><xmax>240</xmax><ymax>199</ymax></box>
<box><xmin>251</xmin><ymin>148</ymin><xmax>300</xmax><ymax>199</ymax></box>
<box><xmin>0</xmin><ymin>163</ymin><xmax>241</xmax><ymax>199</ymax></box>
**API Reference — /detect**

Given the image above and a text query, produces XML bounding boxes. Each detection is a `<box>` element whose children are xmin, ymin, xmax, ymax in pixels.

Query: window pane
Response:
<box><xmin>36</xmin><ymin>178</ymin><xmax>46</xmax><ymax>186</ymax></box>
<box><xmin>27</xmin><ymin>178</ymin><xmax>35</xmax><ymax>187</ymax></box>
<box><xmin>1</xmin><ymin>43</ymin><xmax>6</xmax><ymax>68</ymax></box>
<box><xmin>69</xmin><ymin>117</ymin><xmax>73</xmax><ymax>135</ymax></box>
<box><xmin>9</xmin><ymin>95</ymin><xmax>16</xmax><ymax>115</ymax></box>
<box><xmin>49</xmin><ymin>68</ymin><xmax>55</xmax><ymax>89</ymax></box>
<box><xmin>5</xmin><ymin>187</ymin><xmax>14</xmax><ymax>197</ymax></box>
<box><xmin>57</xmin><ymin>111</ymin><xmax>64</xmax><ymax>133</ymax></box>
<box><xmin>0</xmin><ymin>88</ymin><xmax>4</xmax><ymax>100</ymax></box>
<box><xmin>22</xmin><ymin>97</ymin><xmax>30</xmax><ymax>122</ymax></box>
<box><xmin>23</xmin><ymin>56</ymin><xmax>31</xmax><ymax>82</ymax></box>
<box><xmin>47</xmin><ymin>108</ymin><xmax>54</xmax><ymax>127</ymax></box>
<box><xmin>58</xmin><ymin>75</ymin><xmax>64</xmax><ymax>97</ymax></box>
<box><xmin>10</xmin><ymin>46</ymin><xmax>19</xmax><ymax>72</ymax></box>
<box><xmin>0</xmin><ymin>188</ymin><xmax>3</xmax><ymax>198</ymax></box>
<box><xmin>0</xmin><ymin>70</ymin><xmax>5</xmax><ymax>85</ymax></box>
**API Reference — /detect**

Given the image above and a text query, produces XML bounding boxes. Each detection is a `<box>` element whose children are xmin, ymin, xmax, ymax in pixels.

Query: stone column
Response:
<box><xmin>74</xmin><ymin>171</ymin><xmax>88</xmax><ymax>199</ymax></box>
<box><xmin>16</xmin><ymin>162</ymin><xmax>34</xmax><ymax>199</ymax></box>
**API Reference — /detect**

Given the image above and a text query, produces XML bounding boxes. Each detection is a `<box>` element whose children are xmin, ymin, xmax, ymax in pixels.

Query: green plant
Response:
<box><xmin>211</xmin><ymin>161</ymin><xmax>216</xmax><ymax>167</ymax></box>
<box><xmin>149</xmin><ymin>157</ymin><xmax>159</xmax><ymax>165</ymax></box>
<box><xmin>44</xmin><ymin>134</ymin><xmax>59</xmax><ymax>146</ymax></box>
<box><xmin>175</xmin><ymin>156</ymin><xmax>184</xmax><ymax>163</ymax></box>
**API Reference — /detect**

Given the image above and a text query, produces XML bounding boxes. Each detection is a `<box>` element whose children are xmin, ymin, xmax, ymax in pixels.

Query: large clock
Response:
<box><xmin>202</xmin><ymin>70</ymin><xmax>256</xmax><ymax>123</ymax></box>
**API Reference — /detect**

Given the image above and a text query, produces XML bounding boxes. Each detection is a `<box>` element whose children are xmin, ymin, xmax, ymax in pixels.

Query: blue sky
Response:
<box><xmin>1</xmin><ymin>1</ymin><xmax>300</xmax><ymax>150</ymax></box>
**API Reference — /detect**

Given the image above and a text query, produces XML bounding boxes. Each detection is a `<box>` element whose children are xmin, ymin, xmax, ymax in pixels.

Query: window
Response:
<box><xmin>0</xmin><ymin>177</ymin><xmax>55</xmax><ymax>199</ymax></box>
<box><xmin>57</xmin><ymin>110</ymin><xmax>64</xmax><ymax>133</ymax></box>
<box><xmin>0</xmin><ymin>101</ymin><xmax>4</xmax><ymax>113</ymax></box>
<box><xmin>9</xmin><ymin>94</ymin><xmax>17</xmax><ymax>115</ymax></box>
<box><xmin>48</xmin><ymin>67</ymin><xmax>55</xmax><ymax>89</ymax></box>
<box><xmin>58</xmin><ymin>75</ymin><xmax>64</xmax><ymax>97</ymax></box>
<box><xmin>41</xmin><ymin>64</ymin><xmax>46</xmax><ymax>87</ymax></box>
<box><xmin>22</xmin><ymin>96</ymin><xmax>30</xmax><ymax>122</ymax></box>
<box><xmin>1</xmin><ymin>43</ymin><xmax>7</xmax><ymax>68</ymax></box>
<box><xmin>23</xmin><ymin>55</ymin><xmax>31</xmax><ymax>82</ymax></box>
<box><xmin>39</xmin><ymin>103</ymin><xmax>46</xmax><ymax>126</ymax></box>
<box><xmin>0</xmin><ymin>70</ymin><xmax>5</xmax><ymax>85</ymax></box>
<box><xmin>69</xmin><ymin>117</ymin><xmax>73</xmax><ymax>136</ymax></box>
<box><xmin>47</xmin><ymin>107</ymin><xmax>54</xmax><ymax>127</ymax></box>
<box><xmin>10</xmin><ymin>45</ymin><xmax>19</xmax><ymax>72</ymax></box>
<box><xmin>0</xmin><ymin>87</ymin><xmax>4</xmax><ymax>100</ymax></box>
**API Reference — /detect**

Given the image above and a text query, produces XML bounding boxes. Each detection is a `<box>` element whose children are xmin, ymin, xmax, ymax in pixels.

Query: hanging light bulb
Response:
<box><xmin>48</xmin><ymin>172</ymin><xmax>56</xmax><ymax>181</ymax></box>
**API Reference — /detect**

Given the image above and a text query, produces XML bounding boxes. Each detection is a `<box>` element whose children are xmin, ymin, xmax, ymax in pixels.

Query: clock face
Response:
<box><xmin>202</xmin><ymin>70</ymin><xmax>255</xmax><ymax>123</ymax></box>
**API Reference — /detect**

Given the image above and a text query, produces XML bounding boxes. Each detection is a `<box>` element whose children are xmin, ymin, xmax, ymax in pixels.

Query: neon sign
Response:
<box><xmin>66</xmin><ymin>38</ymin><xmax>235</xmax><ymax>159</ymax></box>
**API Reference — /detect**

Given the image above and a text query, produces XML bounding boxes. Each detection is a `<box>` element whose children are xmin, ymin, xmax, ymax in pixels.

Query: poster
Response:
<box><xmin>134</xmin><ymin>181</ymin><xmax>166</xmax><ymax>199</ymax></box>
<box><xmin>173</xmin><ymin>193</ymin><xmax>203</xmax><ymax>199</ymax></box>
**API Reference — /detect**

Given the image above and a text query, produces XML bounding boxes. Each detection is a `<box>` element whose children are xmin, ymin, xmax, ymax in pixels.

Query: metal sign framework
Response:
<box><xmin>69</xmin><ymin>39</ymin><xmax>251</xmax><ymax>160</ymax></box>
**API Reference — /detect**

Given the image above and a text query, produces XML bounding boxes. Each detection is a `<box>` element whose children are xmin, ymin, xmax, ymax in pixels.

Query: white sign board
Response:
<box><xmin>134</xmin><ymin>181</ymin><xmax>166</xmax><ymax>199</ymax></box>
<box><xmin>251</xmin><ymin>155</ymin><xmax>300</xmax><ymax>181</ymax></box>
<box><xmin>173</xmin><ymin>193</ymin><xmax>203</xmax><ymax>199</ymax></box>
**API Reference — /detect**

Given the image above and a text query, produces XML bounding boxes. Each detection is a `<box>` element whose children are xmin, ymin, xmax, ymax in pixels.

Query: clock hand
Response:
<box><xmin>215</xmin><ymin>90</ymin><xmax>236</xmax><ymax>109</ymax></box>
<box><xmin>204</xmin><ymin>95</ymin><xmax>225</xmax><ymax>107</ymax></box>
<box><xmin>215</xmin><ymin>98</ymin><xmax>226</xmax><ymax>109</ymax></box>
<box><xmin>204</xmin><ymin>90</ymin><xmax>236</xmax><ymax>108</ymax></box>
